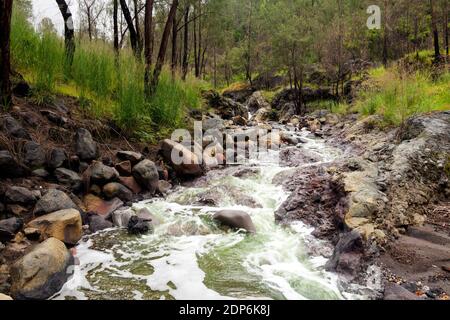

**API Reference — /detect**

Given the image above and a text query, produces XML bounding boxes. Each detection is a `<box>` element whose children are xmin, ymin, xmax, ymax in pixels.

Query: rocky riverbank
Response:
<box><xmin>0</xmin><ymin>84</ymin><xmax>448</xmax><ymax>300</ymax></box>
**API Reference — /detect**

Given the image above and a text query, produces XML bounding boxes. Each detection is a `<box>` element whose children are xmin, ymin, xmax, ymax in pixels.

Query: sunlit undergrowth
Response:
<box><xmin>10</xmin><ymin>10</ymin><xmax>206</xmax><ymax>140</ymax></box>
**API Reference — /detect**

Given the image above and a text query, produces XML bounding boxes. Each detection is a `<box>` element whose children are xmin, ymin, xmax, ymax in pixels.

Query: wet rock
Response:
<box><xmin>213</xmin><ymin>210</ymin><xmax>256</xmax><ymax>233</ymax></box>
<box><xmin>0</xmin><ymin>217</ymin><xmax>23</xmax><ymax>242</ymax></box>
<box><xmin>280</xmin><ymin>132</ymin><xmax>300</xmax><ymax>145</ymax></box>
<box><xmin>278</xmin><ymin>103</ymin><xmax>297</xmax><ymax>123</ymax></box>
<box><xmin>47</xmin><ymin>148</ymin><xmax>67</xmax><ymax>169</ymax></box>
<box><xmin>132</xmin><ymin>159</ymin><xmax>160</xmax><ymax>192</ymax></box>
<box><xmin>5</xmin><ymin>186</ymin><xmax>37</xmax><ymax>205</ymax></box>
<box><xmin>32</xmin><ymin>168</ymin><xmax>50</xmax><ymax>179</ymax></box>
<box><xmin>161</xmin><ymin>139</ymin><xmax>205</xmax><ymax>177</ymax></box>
<box><xmin>116</xmin><ymin>151</ymin><xmax>143</xmax><ymax>165</ymax></box>
<box><xmin>83</xmin><ymin>194</ymin><xmax>123</xmax><ymax>218</ymax></box>
<box><xmin>23</xmin><ymin>141</ymin><xmax>46</xmax><ymax>169</ymax></box>
<box><xmin>103</xmin><ymin>182</ymin><xmax>133</xmax><ymax>202</ymax></box>
<box><xmin>0</xmin><ymin>150</ymin><xmax>30</xmax><ymax>178</ymax></box>
<box><xmin>10</xmin><ymin>238</ymin><xmax>74</xmax><ymax>300</ymax></box>
<box><xmin>54</xmin><ymin>168</ymin><xmax>83</xmax><ymax>192</ymax></box>
<box><xmin>127</xmin><ymin>215</ymin><xmax>153</xmax><ymax>235</ymax></box>
<box><xmin>119</xmin><ymin>176</ymin><xmax>142</xmax><ymax>194</ymax></box>
<box><xmin>247</xmin><ymin>91</ymin><xmax>270</xmax><ymax>113</ymax></box>
<box><xmin>88</xmin><ymin>161</ymin><xmax>119</xmax><ymax>185</ymax></box>
<box><xmin>252</xmin><ymin>107</ymin><xmax>272</xmax><ymax>123</ymax></box>
<box><xmin>27</xmin><ymin>209</ymin><xmax>82</xmax><ymax>245</ymax></box>
<box><xmin>111</xmin><ymin>208</ymin><xmax>134</xmax><ymax>228</ymax></box>
<box><xmin>384</xmin><ymin>282</ymin><xmax>423</xmax><ymax>300</ymax></box>
<box><xmin>137</xmin><ymin>208</ymin><xmax>161</xmax><ymax>226</ymax></box>
<box><xmin>1</xmin><ymin>116</ymin><xmax>30</xmax><ymax>139</ymax></box>
<box><xmin>33</xmin><ymin>189</ymin><xmax>78</xmax><ymax>216</ymax></box>
<box><xmin>157</xmin><ymin>180</ymin><xmax>172</xmax><ymax>195</ymax></box>
<box><xmin>202</xmin><ymin>117</ymin><xmax>225</xmax><ymax>132</ymax></box>
<box><xmin>74</xmin><ymin>128</ymin><xmax>97</xmax><ymax>161</ymax></box>
<box><xmin>232</xmin><ymin>115</ymin><xmax>247</xmax><ymax>126</ymax></box>
<box><xmin>115</xmin><ymin>160</ymin><xmax>132</xmax><ymax>176</ymax></box>
<box><xmin>87</xmin><ymin>213</ymin><xmax>113</xmax><ymax>233</ymax></box>
<box><xmin>279</xmin><ymin>147</ymin><xmax>322</xmax><ymax>166</ymax></box>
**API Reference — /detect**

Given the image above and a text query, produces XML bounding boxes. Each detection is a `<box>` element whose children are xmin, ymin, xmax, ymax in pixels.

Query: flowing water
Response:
<box><xmin>55</xmin><ymin>127</ymin><xmax>365</xmax><ymax>300</ymax></box>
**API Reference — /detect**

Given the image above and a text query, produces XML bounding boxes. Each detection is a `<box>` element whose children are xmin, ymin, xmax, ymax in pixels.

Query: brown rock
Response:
<box><xmin>102</xmin><ymin>182</ymin><xmax>133</xmax><ymax>202</ymax></box>
<box><xmin>83</xmin><ymin>194</ymin><xmax>123</xmax><ymax>217</ymax></box>
<box><xmin>27</xmin><ymin>209</ymin><xmax>82</xmax><ymax>245</ymax></box>
<box><xmin>119</xmin><ymin>176</ymin><xmax>142</xmax><ymax>194</ymax></box>
<box><xmin>115</xmin><ymin>161</ymin><xmax>132</xmax><ymax>176</ymax></box>
<box><xmin>116</xmin><ymin>151</ymin><xmax>143</xmax><ymax>165</ymax></box>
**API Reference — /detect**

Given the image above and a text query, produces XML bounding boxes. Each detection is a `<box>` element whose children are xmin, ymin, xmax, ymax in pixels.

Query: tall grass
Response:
<box><xmin>356</xmin><ymin>67</ymin><xmax>450</xmax><ymax>125</ymax></box>
<box><xmin>10</xmin><ymin>10</ymin><xmax>204</xmax><ymax>139</ymax></box>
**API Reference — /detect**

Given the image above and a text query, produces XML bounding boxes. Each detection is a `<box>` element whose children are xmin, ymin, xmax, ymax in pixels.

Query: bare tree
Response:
<box><xmin>144</xmin><ymin>0</ymin><xmax>155</xmax><ymax>96</ymax></box>
<box><xmin>430</xmin><ymin>0</ymin><xmax>441</xmax><ymax>61</ymax></box>
<box><xmin>56</xmin><ymin>0</ymin><xmax>76</xmax><ymax>66</ymax></box>
<box><xmin>181</xmin><ymin>4</ymin><xmax>190</xmax><ymax>80</ymax></box>
<box><xmin>114</xmin><ymin>0</ymin><xmax>119</xmax><ymax>52</ymax></box>
<box><xmin>79</xmin><ymin>0</ymin><xmax>105</xmax><ymax>41</ymax></box>
<box><xmin>0</xmin><ymin>0</ymin><xmax>13</xmax><ymax>108</ymax></box>
<box><xmin>120</xmin><ymin>0</ymin><xmax>139</xmax><ymax>56</ymax></box>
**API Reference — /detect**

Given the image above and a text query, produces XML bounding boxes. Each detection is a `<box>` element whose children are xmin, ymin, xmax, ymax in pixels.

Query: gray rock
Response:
<box><xmin>0</xmin><ymin>217</ymin><xmax>23</xmax><ymax>242</ymax></box>
<box><xmin>116</xmin><ymin>151</ymin><xmax>143</xmax><ymax>165</ymax></box>
<box><xmin>213</xmin><ymin>210</ymin><xmax>256</xmax><ymax>233</ymax></box>
<box><xmin>247</xmin><ymin>91</ymin><xmax>270</xmax><ymax>113</ymax></box>
<box><xmin>74</xmin><ymin>128</ymin><xmax>97</xmax><ymax>161</ymax></box>
<box><xmin>55</xmin><ymin>168</ymin><xmax>83</xmax><ymax>192</ymax></box>
<box><xmin>0</xmin><ymin>150</ymin><xmax>30</xmax><ymax>178</ymax></box>
<box><xmin>111</xmin><ymin>208</ymin><xmax>134</xmax><ymax>228</ymax></box>
<box><xmin>23</xmin><ymin>141</ymin><xmax>46</xmax><ymax>169</ymax></box>
<box><xmin>32</xmin><ymin>169</ymin><xmax>50</xmax><ymax>179</ymax></box>
<box><xmin>127</xmin><ymin>216</ymin><xmax>153</xmax><ymax>235</ymax></box>
<box><xmin>202</xmin><ymin>118</ymin><xmax>225</xmax><ymax>132</ymax></box>
<box><xmin>47</xmin><ymin>148</ymin><xmax>67</xmax><ymax>169</ymax></box>
<box><xmin>102</xmin><ymin>182</ymin><xmax>133</xmax><ymax>202</ymax></box>
<box><xmin>89</xmin><ymin>162</ymin><xmax>119</xmax><ymax>185</ymax></box>
<box><xmin>33</xmin><ymin>189</ymin><xmax>78</xmax><ymax>216</ymax></box>
<box><xmin>1</xmin><ymin>116</ymin><xmax>30</xmax><ymax>139</ymax></box>
<box><xmin>132</xmin><ymin>160</ymin><xmax>159</xmax><ymax>193</ymax></box>
<box><xmin>5</xmin><ymin>186</ymin><xmax>37</xmax><ymax>205</ymax></box>
<box><xmin>384</xmin><ymin>283</ymin><xmax>423</xmax><ymax>300</ymax></box>
<box><xmin>87</xmin><ymin>214</ymin><xmax>113</xmax><ymax>233</ymax></box>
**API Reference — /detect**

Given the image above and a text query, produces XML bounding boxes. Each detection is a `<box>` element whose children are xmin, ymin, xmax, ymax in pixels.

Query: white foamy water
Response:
<box><xmin>54</xmin><ymin>128</ymin><xmax>365</xmax><ymax>300</ymax></box>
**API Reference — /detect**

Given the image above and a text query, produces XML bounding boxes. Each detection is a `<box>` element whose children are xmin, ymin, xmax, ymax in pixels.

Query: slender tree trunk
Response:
<box><xmin>245</xmin><ymin>0</ymin><xmax>253</xmax><ymax>85</ymax></box>
<box><xmin>87</xmin><ymin>7</ymin><xmax>92</xmax><ymax>40</ymax></box>
<box><xmin>0</xmin><ymin>0</ymin><xmax>13</xmax><ymax>108</ymax></box>
<box><xmin>171</xmin><ymin>14</ymin><xmax>178</xmax><ymax>78</ymax></box>
<box><xmin>193</xmin><ymin>14</ymin><xmax>198</xmax><ymax>77</ymax></box>
<box><xmin>149</xmin><ymin>0</ymin><xmax>179</xmax><ymax>95</ymax></box>
<box><xmin>56</xmin><ymin>0</ymin><xmax>75</xmax><ymax>67</ymax></box>
<box><xmin>213</xmin><ymin>46</ymin><xmax>217</xmax><ymax>88</ymax></box>
<box><xmin>133</xmin><ymin>0</ymin><xmax>142</xmax><ymax>57</ymax></box>
<box><xmin>430</xmin><ymin>0</ymin><xmax>441</xmax><ymax>61</ymax></box>
<box><xmin>382</xmin><ymin>0</ymin><xmax>388</xmax><ymax>67</ymax></box>
<box><xmin>120</xmin><ymin>0</ymin><xmax>138</xmax><ymax>57</ymax></box>
<box><xmin>444</xmin><ymin>2</ymin><xmax>449</xmax><ymax>57</ymax></box>
<box><xmin>144</xmin><ymin>0</ymin><xmax>154</xmax><ymax>97</ymax></box>
<box><xmin>113</xmin><ymin>0</ymin><xmax>119</xmax><ymax>52</ymax></box>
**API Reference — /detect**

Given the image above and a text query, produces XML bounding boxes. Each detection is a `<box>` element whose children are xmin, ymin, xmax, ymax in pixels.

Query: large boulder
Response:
<box><xmin>1</xmin><ymin>116</ymin><xmax>30</xmax><ymax>139</ymax></box>
<box><xmin>74</xmin><ymin>128</ymin><xmax>97</xmax><ymax>161</ymax></box>
<box><xmin>213</xmin><ymin>210</ymin><xmax>256</xmax><ymax>233</ymax></box>
<box><xmin>10</xmin><ymin>238</ymin><xmax>74</xmax><ymax>300</ymax></box>
<box><xmin>119</xmin><ymin>176</ymin><xmax>142</xmax><ymax>194</ymax></box>
<box><xmin>33</xmin><ymin>189</ymin><xmax>78</xmax><ymax>216</ymax></box>
<box><xmin>54</xmin><ymin>168</ymin><xmax>83</xmax><ymax>192</ymax></box>
<box><xmin>0</xmin><ymin>217</ymin><xmax>23</xmax><ymax>242</ymax></box>
<box><xmin>132</xmin><ymin>160</ymin><xmax>159</xmax><ymax>192</ymax></box>
<box><xmin>88</xmin><ymin>161</ymin><xmax>119</xmax><ymax>185</ymax></box>
<box><xmin>116</xmin><ymin>151</ymin><xmax>143</xmax><ymax>165</ymax></box>
<box><xmin>161</xmin><ymin>139</ymin><xmax>205</xmax><ymax>177</ymax></box>
<box><xmin>86</xmin><ymin>213</ymin><xmax>113</xmax><ymax>233</ymax></box>
<box><xmin>247</xmin><ymin>91</ymin><xmax>271</xmax><ymax>114</ymax></box>
<box><xmin>203</xmin><ymin>90</ymin><xmax>248</xmax><ymax>120</ymax></box>
<box><xmin>5</xmin><ymin>186</ymin><xmax>37</xmax><ymax>205</ymax></box>
<box><xmin>27</xmin><ymin>209</ymin><xmax>82</xmax><ymax>245</ymax></box>
<box><xmin>0</xmin><ymin>150</ymin><xmax>30</xmax><ymax>178</ymax></box>
<box><xmin>23</xmin><ymin>141</ymin><xmax>46</xmax><ymax>169</ymax></box>
<box><xmin>102</xmin><ymin>182</ymin><xmax>133</xmax><ymax>202</ymax></box>
<box><xmin>222</xmin><ymin>86</ymin><xmax>254</xmax><ymax>103</ymax></box>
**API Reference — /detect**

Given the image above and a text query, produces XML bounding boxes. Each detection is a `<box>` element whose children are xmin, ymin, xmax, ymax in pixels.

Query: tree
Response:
<box><xmin>38</xmin><ymin>17</ymin><xmax>58</xmax><ymax>34</ymax></box>
<box><xmin>113</xmin><ymin>0</ymin><xmax>119</xmax><ymax>52</ymax></box>
<box><xmin>79</xmin><ymin>0</ymin><xmax>105</xmax><ymax>41</ymax></box>
<box><xmin>149</xmin><ymin>0</ymin><xmax>179</xmax><ymax>95</ymax></box>
<box><xmin>120</xmin><ymin>0</ymin><xmax>139</xmax><ymax>56</ymax></box>
<box><xmin>181</xmin><ymin>3</ymin><xmax>190</xmax><ymax>80</ymax></box>
<box><xmin>430</xmin><ymin>0</ymin><xmax>441</xmax><ymax>61</ymax></box>
<box><xmin>56</xmin><ymin>0</ymin><xmax>76</xmax><ymax>67</ymax></box>
<box><xmin>0</xmin><ymin>0</ymin><xmax>13</xmax><ymax>108</ymax></box>
<box><xmin>144</xmin><ymin>0</ymin><xmax>154</xmax><ymax>96</ymax></box>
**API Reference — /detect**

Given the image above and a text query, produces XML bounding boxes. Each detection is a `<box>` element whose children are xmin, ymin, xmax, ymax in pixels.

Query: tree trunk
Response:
<box><xmin>171</xmin><ymin>13</ymin><xmax>178</xmax><ymax>78</ymax></box>
<box><xmin>119</xmin><ymin>0</ymin><xmax>139</xmax><ymax>57</ymax></box>
<box><xmin>87</xmin><ymin>7</ymin><xmax>92</xmax><ymax>40</ymax></box>
<box><xmin>0</xmin><ymin>0</ymin><xmax>13</xmax><ymax>108</ymax></box>
<box><xmin>430</xmin><ymin>0</ymin><xmax>441</xmax><ymax>62</ymax></box>
<box><xmin>144</xmin><ymin>0</ymin><xmax>154</xmax><ymax>97</ymax></box>
<box><xmin>213</xmin><ymin>46</ymin><xmax>217</xmax><ymax>88</ymax></box>
<box><xmin>382</xmin><ymin>0</ymin><xmax>388</xmax><ymax>67</ymax></box>
<box><xmin>113</xmin><ymin>0</ymin><xmax>119</xmax><ymax>52</ymax></box>
<box><xmin>56</xmin><ymin>0</ymin><xmax>75</xmax><ymax>67</ymax></box>
<box><xmin>133</xmin><ymin>0</ymin><xmax>142</xmax><ymax>57</ymax></box>
<box><xmin>149</xmin><ymin>0</ymin><xmax>179</xmax><ymax>96</ymax></box>
<box><xmin>182</xmin><ymin>5</ymin><xmax>189</xmax><ymax>80</ymax></box>
<box><xmin>444</xmin><ymin>1</ymin><xmax>449</xmax><ymax>57</ymax></box>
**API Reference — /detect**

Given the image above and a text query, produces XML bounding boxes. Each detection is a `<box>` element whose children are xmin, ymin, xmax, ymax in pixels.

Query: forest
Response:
<box><xmin>0</xmin><ymin>0</ymin><xmax>449</xmax><ymax>303</ymax></box>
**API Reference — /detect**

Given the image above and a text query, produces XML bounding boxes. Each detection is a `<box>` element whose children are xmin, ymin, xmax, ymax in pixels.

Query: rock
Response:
<box><xmin>232</xmin><ymin>115</ymin><xmax>247</xmax><ymax>126</ymax></box>
<box><xmin>136</xmin><ymin>207</ymin><xmax>160</xmax><ymax>225</ymax></box>
<box><xmin>115</xmin><ymin>161</ymin><xmax>132</xmax><ymax>176</ymax></box>
<box><xmin>280</xmin><ymin>132</ymin><xmax>300</xmax><ymax>145</ymax></box>
<box><xmin>118</xmin><ymin>176</ymin><xmax>142</xmax><ymax>194</ymax></box>
<box><xmin>1</xmin><ymin>116</ymin><xmax>30</xmax><ymax>139</ymax></box>
<box><xmin>23</xmin><ymin>141</ymin><xmax>46</xmax><ymax>169</ymax></box>
<box><xmin>0</xmin><ymin>217</ymin><xmax>23</xmax><ymax>242</ymax></box>
<box><xmin>247</xmin><ymin>91</ymin><xmax>271</xmax><ymax>113</ymax></box>
<box><xmin>74</xmin><ymin>128</ymin><xmax>97</xmax><ymax>161</ymax></box>
<box><xmin>12</xmin><ymin>74</ymin><xmax>31</xmax><ymax>97</ymax></box>
<box><xmin>116</xmin><ymin>151</ymin><xmax>143</xmax><ymax>165</ymax></box>
<box><xmin>203</xmin><ymin>90</ymin><xmax>248</xmax><ymax>120</ymax></box>
<box><xmin>132</xmin><ymin>160</ymin><xmax>159</xmax><ymax>192</ymax></box>
<box><xmin>88</xmin><ymin>161</ymin><xmax>119</xmax><ymax>185</ymax></box>
<box><xmin>47</xmin><ymin>148</ymin><xmax>67</xmax><ymax>169</ymax></box>
<box><xmin>23</xmin><ymin>227</ymin><xmax>41</xmax><ymax>241</ymax></box>
<box><xmin>0</xmin><ymin>150</ymin><xmax>30</xmax><ymax>178</ymax></box>
<box><xmin>5</xmin><ymin>186</ymin><xmax>37</xmax><ymax>205</ymax></box>
<box><xmin>101</xmin><ymin>156</ymin><xmax>114</xmax><ymax>167</ymax></box>
<box><xmin>6</xmin><ymin>204</ymin><xmax>28</xmax><ymax>218</ymax></box>
<box><xmin>33</xmin><ymin>189</ymin><xmax>78</xmax><ymax>216</ymax></box>
<box><xmin>27</xmin><ymin>209</ymin><xmax>82</xmax><ymax>245</ymax></box>
<box><xmin>279</xmin><ymin>103</ymin><xmax>297</xmax><ymax>123</ymax></box>
<box><xmin>202</xmin><ymin>117</ymin><xmax>225</xmax><ymax>132</ymax></box>
<box><xmin>157</xmin><ymin>180</ymin><xmax>172</xmax><ymax>195</ymax></box>
<box><xmin>253</xmin><ymin>107</ymin><xmax>272</xmax><ymax>123</ymax></box>
<box><xmin>0</xmin><ymin>202</ymin><xmax>4</xmax><ymax>213</ymax></box>
<box><xmin>0</xmin><ymin>293</ymin><xmax>13</xmax><ymax>300</ymax></box>
<box><xmin>40</xmin><ymin>110</ymin><xmax>67</xmax><ymax>126</ymax></box>
<box><xmin>87</xmin><ymin>214</ymin><xmax>113</xmax><ymax>233</ymax></box>
<box><xmin>222</xmin><ymin>86</ymin><xmax>254</xmax><ymax>103</ymax></box>
<box><xmin>103</xmin><ymin>182</ymin><xmax>133</xmax><ymax>202</ymax></box>
<box><xmin>127</xmin><ymin>216</ymin><xmax>153</xmax><ymax>235</ymax></box>
<box><xmin>213</xmin><ymin>210</ymin><xmax>256</xmax><ymax>233</ymax></box>
<box><xmin>111</xmin><ymin>208</ymin><xmax>134</xmax><ymax>228</ymax></box>
<box><xmin>384</xmin><ymin>283</ymin><xmax>423</xmax><ymax>300</ymax></box>
<box><xmin>32</xmin><ymin>169</ymin><xmax>50</xmax><ymax>179</ymax></box>
<box><xmin>54</xmin><ymin>168</ymin><xmax>83</xmax><ymax>192</ymax></box>
<box><xmin>10</xmin><ymin>238</ymin><xmax>74</xmax><ymax>300</ymax></box>
<box><xmin>83</xmin><ymin>194</ymin><xmax>123</xmax><ymax>218</ymax></box>
<box><xmin>161</xmin><ymin>139</ymin><xmax>205</xmax><ymax>177</ymax></box>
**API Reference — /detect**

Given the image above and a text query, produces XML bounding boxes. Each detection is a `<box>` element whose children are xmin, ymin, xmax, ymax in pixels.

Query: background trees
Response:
<box><xmin>0</xmin><ymin>0</ymin><xmax>14</xmax><ymax>108</ymax></box>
